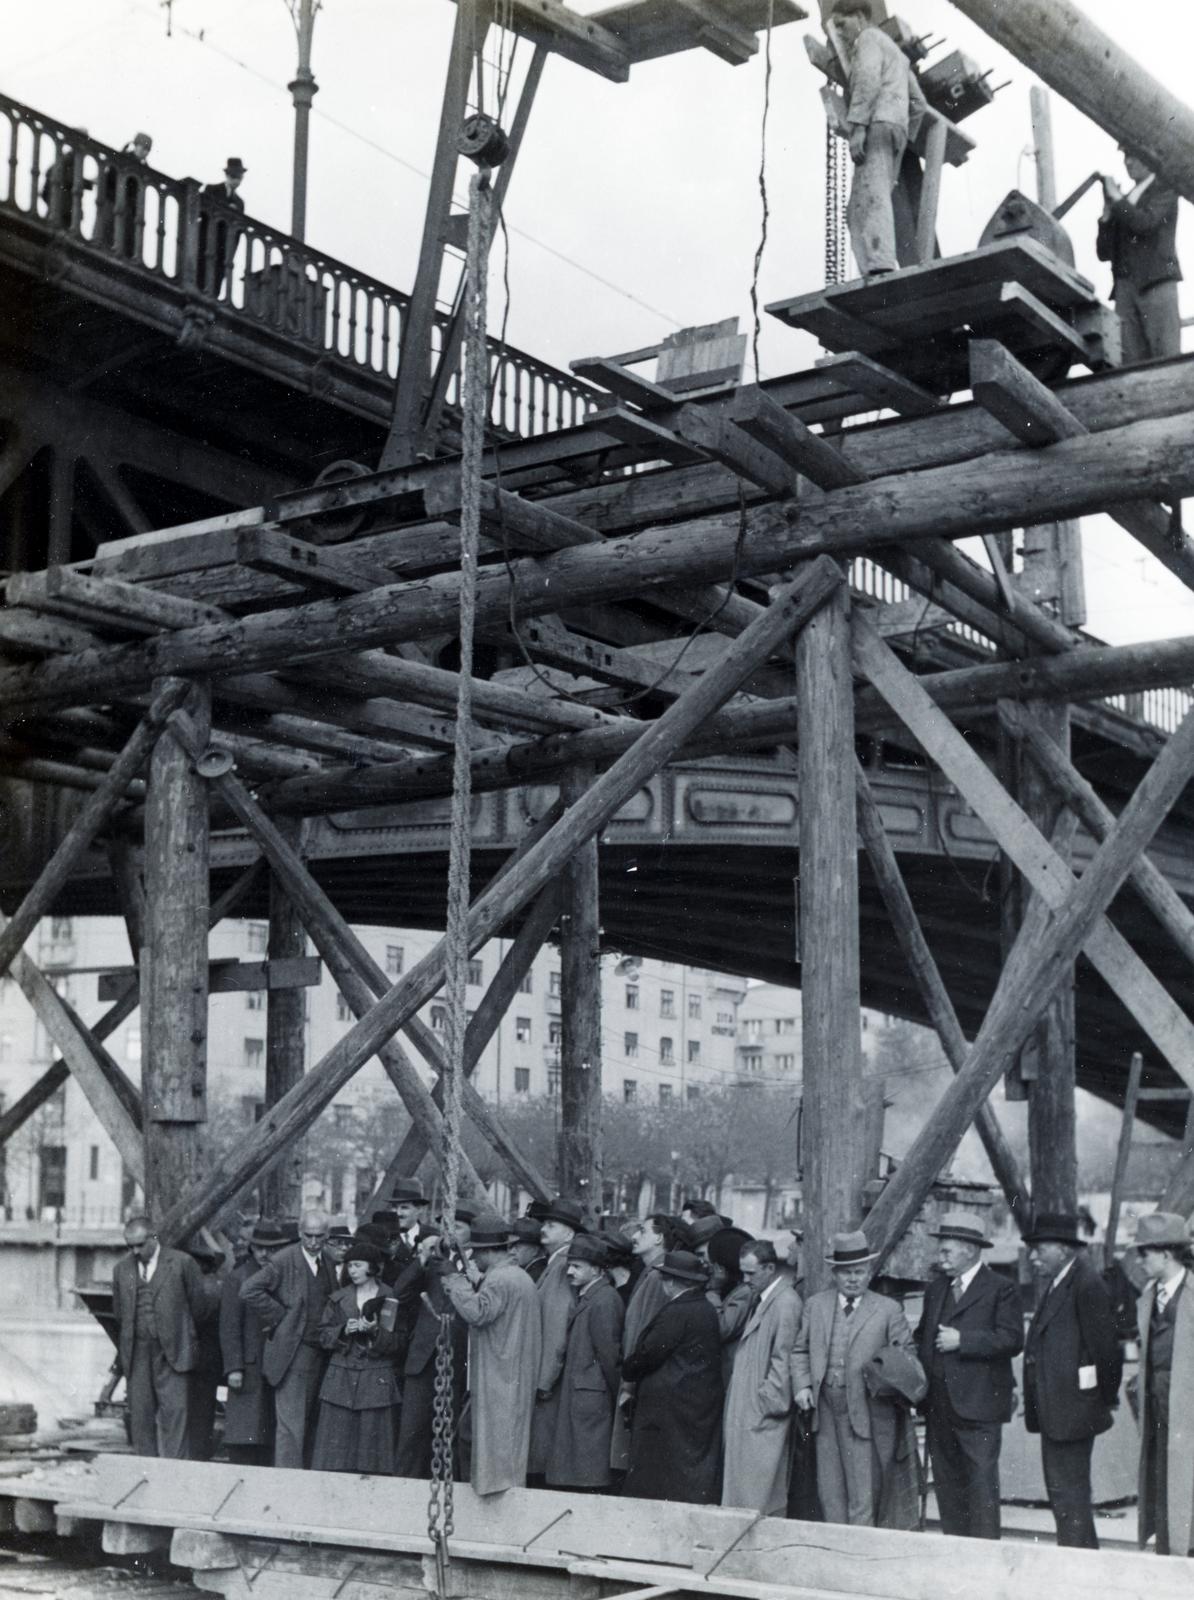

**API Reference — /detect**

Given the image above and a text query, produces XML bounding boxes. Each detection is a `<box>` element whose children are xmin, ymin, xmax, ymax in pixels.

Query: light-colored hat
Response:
<box><xmin>932</xmin><ymin>1211</ymin><xmax>990</xmax><ymax>1247</ymax></box>
<box><xmin>825</xmin><ymin>1229</ymin><xmax>879</xmax><ymax>1266</ymax></box>
<box><xmin>1133</xmin><ymin>1212</ymin><xmax>1191</xmax><ymax>1253</ymax></box>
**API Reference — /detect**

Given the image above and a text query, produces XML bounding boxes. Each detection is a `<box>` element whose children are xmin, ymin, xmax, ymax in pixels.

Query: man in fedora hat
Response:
<box><xmin>198</xmin><ymin>157</ymin><xmax>246</xmax><ymax>295</ymax></box>
<box><xmin>547</xmin><ymin>1234</ymin><xmax>624</xmax><ymax>1490</ymax></box>
<box><xmin>220</xmin><ymin>1219</ymin><xmax>287</xmax><ymax>1464</ymax></box>
<box><xmin>441</xmin><ymin>1213</ymin><xmax>542</xmax><ymax>1495</ymax></box>
<box><xmin>389</xmin><ymin>1181</ymin><xmax>431</xmax><ymax>1273</ymax></box>
<box><xmin>792</xmin><ymin>1230</ymin><xmax>922</xmax><ymax>1528</ymax></box>
<box><xmin>510</xmin><ymin>1216</ymin><xmax>549</xmax><ymax>1283</ymax></box>
<box><xmin>1133</xmin><ymin>1211</ymin><xmax>1194</xmax><ymax>1556</ymax></box>
<box><xmin>915</xmin><ymin>1211</ymin><xmax>1022</xmax><ymax>1539</ymax></box>
<box><xmin>1023</xmin><ymin>1213</ymin><xmax>1121</xmax><ymax>1548</ymax></box>
<box><xmin>611</xmin><ymin>1214</ymin><xmax>675</xmax><ymax>1475</ymax></box>
<box><xmin>528</xmin><ymin>1196</ymin><xmax>587</xmax><ymax>1481</ymax></box>
<box><xmin>622</xmin><ymin>1250</ymin><xmax>723</xmax><ymax>1503</ymax></box>
<box><xmin>722</xmin><ymin>1239</ymin><xmax>803</xmax><ymax>1515</ymax></box>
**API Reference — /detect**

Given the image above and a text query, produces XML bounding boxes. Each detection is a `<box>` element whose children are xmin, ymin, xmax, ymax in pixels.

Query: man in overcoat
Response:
<box><xmin>721</xmin><ymin>1240</ymin><xmax>803</xmax><ymax>1514</ymax></box>
<box><xmin>1023</xmin><ymin>1212</ymin><xmax>1122</xmax><ymax>1548</ymax></box>
<box><xmin>792</xmin><ymin>1230</ymin><xmax>923</xmax><ymax>1528</ymax></box>
<box><xmin>622</xmin><ymin>1250</ymin><xmax>723</xmax><ymax>1503</ymax></box>
<box><xmin>547</xmin><ymin>1233</ymin><xmax>624</xmax><ymax>1489</ymax></box>
<box><xmin>528</xmin><ymin>1196</ymin><xmax>586</xmax><ymax>1480</ymax></box>
<box><xmin>112</xmin><ymin>1215</ymin><xmax>207</xmax><ymax>1458</ymax></box>
<box><xmin>220</xmin><ymin>1218</ymin><xmax>286</xmax><ymax>1465</ymax></box>
<box><xmin>241</xmin><ymin>1208</ymin><xmax>336</xmax><ymax>1468</ymax></box>
<box><xmin>915</xmin><ymin>1211</ymin><xmax>1022</xmax><ymax>1539</ymax></box>
<box><xmin>611</xmin><ymin>1213</ymin><xmax>672</xmax><ymax>1472</ymax></box>
<box><xmin>510</xmin><ymin>1217</ymin><xmax>547</xmax><ymax>1283</ymax></box>
<box><xmin>1132</xmin><ymin>1211</ymin><xmax>1194</xmax><ymax>1557</ymax></box>
<box><xmin>389</xmin><ymin>1181</ymin><xmax>431</xmax><ymax>1274</ymax></box>
<box><xmin>393</xmin><ymin>1222</ymin><xmax>470</xmax><ymax>1478</ymax></box>
<box><xmin>197</xmin><ymin>156</ymin><xmax>246</xmax><ymax>295</ymax></box>
<box><xmin>441</xmin><ymin>1214</ymin><xmax>543</xmax><ymax>1495</ymax></box>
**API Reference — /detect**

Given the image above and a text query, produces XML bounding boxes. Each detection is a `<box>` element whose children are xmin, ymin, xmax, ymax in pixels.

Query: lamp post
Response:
<box><xmin>286</xmin><ymin>0</ymin><xmax>319</xmax><ymax>241</ymax></box>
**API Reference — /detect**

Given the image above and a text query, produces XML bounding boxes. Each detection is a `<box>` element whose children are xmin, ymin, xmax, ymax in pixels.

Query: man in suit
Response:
<box><xmin>1024</xmin><ymin>1213</ymin><xmax>1122</xmax><ymax>1548</ymax></box>
<box><xmin>547</xmin><ymin>1233</ymin><xmax>624</xmax><ymax>1490</ymax></box>
<box><xmin>792</xmin><ymin>1230</ymin><xmax>922</xmax><ymax>1528</ymax></box>
<box><xmin>197</xmin><ymin>156</ymin><xmax>246</xmax><ymax>295</ymax></box>
<box><xmin>241</xmin><ymin>1208</ymin><xmax>336</xmax><ymax>1468</ymax></box>
<box><xmin>722</xmin><ymin>1240</ymin><xmax>803</xmax><ymax>1515</ymax></box>
<box><xmin>915</xmin><ymin>1211</ymin><xmax>1022</xmax><ymax>1539</ymax></box>
<box><xmin>611</xmin><ymin>1213</ymin><xmax>673</xmax><ymax>1474</ymax></box>
<box><xmin>383</xmin><ymin>1183</ymin><xmax>431</xmax><ymax>1281</ymax></box>
<box><xmin>1097</xmin><ymin>147</ymin><xmax>1182</xmax><ymax>363</ymax></box>
<box><xmin>221</xmin><ymin>1218</ymin><xmax>287</xmax><ymax>1465</ymax></box>
<box><xmin>112</xmin><ymin>1215</ymin><xmax>207</xmax><ymax>1459</ymax></box>
<box><xmin>528</xmin><ymin>1196</ymin><xmax>587</xmax><ymax>1482</ymax></box>
<box><xmin>393</xmin><ymin>1220</ymin><xmax>471</xmax><ymax>1479</ymax></box>
<box><xmin>1133</xmin><ymin>1211</ymin><xmax>1194</xmax><ymax>1556</ymax></box>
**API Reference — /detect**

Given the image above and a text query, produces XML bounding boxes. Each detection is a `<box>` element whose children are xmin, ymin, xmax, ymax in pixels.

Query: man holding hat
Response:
<box><xmin>528</xmin><ymin>1196</ymin><xmax>587</xmax><ymax>1480</ymax></box>
<box><xmin>792</xmin><ymin>1230</ymin><xmax>922</xmax><ymax>1528</ymax></box>
<box><xmin>1023</xmin><ymin>1212</ymin><xmax>1121</xmax><ymax>1548</ymax></box>
<box><xmin>442</xmin><ymin>1214</ymin><xmax>543</xmax><ymax>1494</ymax></box>
<box><xmin>915</xmin><ymin>1211</ymin><xmax>1021</xmax><ymax>1539</ymax></box>
<box><xmin>1133</xmin><ymin>1211</ymin><xmax>1194</xmax><ymax>1556</ymax></box>
<box><xmin>722</xmin><ymin>1239</ymin><xmax>803</xmax><ymax>1515</ymax></box>
<box><xmin>220</xmin><ymin>1219</ymin><xmax>286</xmax><ymax>1464</ymax></box>
<box><xmin>547</xmin><ymin>1233</ymin><xmax>624</xmax><ymax>1490</ymax></box>
<box><xmin>622</xmin><ymin>1250</ymin><xmax>723</xmax><ymax>1503</ymax></box>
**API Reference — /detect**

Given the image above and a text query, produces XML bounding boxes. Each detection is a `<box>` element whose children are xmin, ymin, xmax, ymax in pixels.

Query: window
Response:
<box><xmin>744</xmin><ymin>1018</ymin><xmax>763</xmax><ymax>1041</ymax></box>
<box><xmin>336</xmin><ymin>991</ymin><xmax>353</xmax><ymax>1022</ymax></box>
<box><xmin>660</xmin><ymin>989</ymin><xmax>675</xmax><ymax>1019</ymax></box>
<box><xmin>688</xmin><ymin>994</ymin><xmax>702</xmax><ymax>1021</ymax></box>
<box><xmin>431</xmin><ymin>1004</ymin><xmax>448</xmax><ymax>1033</ymax></box>
<box><xmin>687</xmin><ymin>1040</ymin><xmax>701</xmax><ymax>1063</ymax></box>
<box><xmin>243</xmin><ymin>1037</ymin><xmax>264</xmax><ymax>1071</ymax></box>
<box><xmin>514</xmin><ymin>1067</ymin><xmax>530</xmax><ymax>1094</ymax></box>
<box><xmin>658</xmin><ymin>1084</ymin><xmax>674</xmax><ymax>1105</ymax></box>
<box><xmin>49</xmin><ymin>916</ymin><xmax>73</xmax><ymax>942</ymax></box>
<box><xmin>89</xmin><ymin>1145</ymin><xmax>100</xmax><ymax>1182</ymax></box>
<box><xmin>549</xmin><ymin>971</ymin><xmax>562</xmax><ymax>997</ymax></box>
<box><xmin>659</xmin><ymin>1036</ymin><xmax>674</xmax><ymax>1065</ymax></box>
<box><xmin>625</xmin><ymin>985</ymin><xmax>639</xmax><ymax>1010</ymax></box>
<box><xmin>467</xmin><ymin>959</ymin><xmax>483</xmax><ymax>986</ymax></box>
<box><xmin>776</xmin><ymin>1017</ymin><xmax>796</xmax><ymax>1035</ymax></box>
<box><xmin>518</xmin><ymin>972</ymin><xmax>533</xmax><ymax>994</ymax></box>
<box><xmin>126</xmin><ymin>1030</ymin><xmax>142</xmax><ymax>1064</ymax></box>
<box><xmin>515</xmin><ymin>1016</ymin><xmax>532</xmax><ymax>1043</ymax></box>
<box><xmin>333</xmin><ymin>1105</ymin><xmax>354</xmax><ymax>1129</ymax></box>
<box><xmin>38</xmin><ymin>1145</ymin><xmax>66</xmax><ymax>1211</ymax></box>
<box><xmin>687</xmin><ymin>1084</ymin><xmax>701</xmax><ymax>1102</ymax></box>
<box><xmin>246</xmin><ymin>989</ymin><xmax>265</xmax><ymax>1012</ymax></box>
<box><xmin>549</xmin><ymin>1019</ymin><xmax>562</xmax><ymax>1047</ymax></box>
<box><xmin>386</xmin><ymin>944</ymin><xmax>404</xmax><ymax>978</ymax></box>
<box><xmin>241</xmin><ymin>1095</ymin><xmax>264</xmax><ymax>1125</ymax></box>
<box><xmin>776</xmin><ymin>1053</ymin><xmax>796</xmax><ymax>1072</ymax></box>
<box><xmin>624</xmin><ymin>1031</ymin><xmax>639</xmax><ymax>1059</ymax></box>
<box><xmin>547</xmin><ymin>1065</ymin><xmax>561</xmax><ymax>1096</ymax></box>
<box><xmin>247</xmin><ymin>922</ymin><xmax>268</xmax><ymax>954</ymax></box>
<box><xmin>623</xmin><ymin>1079</ymin><xmax>637</xmax><ymax>1103</ymax></box>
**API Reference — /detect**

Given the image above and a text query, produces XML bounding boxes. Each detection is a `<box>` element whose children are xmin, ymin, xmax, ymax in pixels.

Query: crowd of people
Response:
<box><xmin>110</xmin><ymin>1191</ymin><xmax>1193</xmax><ymax>1556</ymax></box>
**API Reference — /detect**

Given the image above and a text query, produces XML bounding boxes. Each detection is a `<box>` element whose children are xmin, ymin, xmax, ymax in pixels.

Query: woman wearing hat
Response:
<box><xmin>311</xmin><ymin>1241</ymin><xmax>401</xmax><ymax>1474</ymax></box>
<box><xmin>219</xmin><ymin>1219</ymin><xmax>286</xmax><ymax>1466</ymax></box>
<box><xmin>792</xmin><ymin>1230</ymin><xmax>923</xmax><ymax>1529</ymax></box>
<box><xmin>1133</xmin><ymin>1211</ymin><xmax>1194</xmax><ymax>1556</ymax></box>
<box><xmin>704</xmin><ymin>1228</ymin><xmax>757</xmax><ymax>1387</ymax></box>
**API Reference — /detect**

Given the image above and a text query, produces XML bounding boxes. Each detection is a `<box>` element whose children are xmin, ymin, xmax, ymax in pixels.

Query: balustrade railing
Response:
<box><xmin>0</xmin><ymin>91</ymin><xmax>595</xmax><ymax>440</ymax></box>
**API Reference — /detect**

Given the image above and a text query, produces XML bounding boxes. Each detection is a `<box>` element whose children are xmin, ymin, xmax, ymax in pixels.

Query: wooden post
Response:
<box><xmin>262</xmin><ymin>817</ymin><xmax>307</xmax><ymax>1220</ymax></box>
<box><xmin>1105</xmin><ymin>1051</ymin><xmax>1143</xmax><ymax>1269</ymax></box>
<box><xmin>1030</xmin><ymin>86</ymin><xmax>1057</xmax><ymax>214</ymax></box>
<box><xmin>800</xmin><ymin>586</ymin><xmax>865</xmax><ymax>1293</ymax></box>
<box><xmin>558</xmin><ymin>765</ymin><xmax>602</xmax><ymax>1205</ymax></box>
<box><xmin>141</xmin><ymin>684</ymin><xmax>211</xmax><ymax>1216</ymax></box>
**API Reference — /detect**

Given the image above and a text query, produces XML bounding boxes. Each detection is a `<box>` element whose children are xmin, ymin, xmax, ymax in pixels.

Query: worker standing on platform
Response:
<box><xmin>112</xmin><ymin>1216</ymin><xmax>207</xmax><ymax>1459</ymax></box>
<box><xmin>831</xmin><ymin>0</ymin><xmax>928</xmax><ymax>279</ymax></box>
<box><xmin>721</xmin><ymin>1240</ymin><xmax>803</xmax><ymax>1515</ymax></box>
<box><xmin>546</xmin><ymin>1234</ymin><xmax>625</xmax><ymax>1491</ymax></box>
<box><xmin>1097</xmin><ymin>149</ymin><xmax>1182</xmax><ymax>363</ymax></box>
<box><xmin>241</xmin><ymin>1208</ymin><xmax>336</xmax><ymax>1469</ymax></box>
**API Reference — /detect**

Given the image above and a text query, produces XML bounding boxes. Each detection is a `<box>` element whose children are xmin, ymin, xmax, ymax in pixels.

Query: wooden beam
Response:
<box><xmin>854</xmin><ymin>763</ymin><xmax>1032</xmax><ymax>1228</ymax></box>
<box><xmin>7</xmin><ymin>567</ymin><xmax>225</xmax><ymax>633</ymax></box>
<box><xmin>853</xmin><ymin>617</ymin><xmax>1194</xmax><ymax>1091</ymax></box>
<box><xmin>0</xmin><ymin>1063</ymin><xmax>69</xmax><ymax>1149</ymax></box>
<box><xmin>98</xmin><ymin>957</ymin><xmax>321</xmax><ymax>1001</ymax></box>
<box><xmin>864</xmin><ymin>688</ymin><xmax>1194</xmax><ymax>1261</ymax></box>
<box><xmin>1105</xmin><ymin>1051</ymin><xmax>1143</xmax><ymax>1267</ymax></box>
<box><xmin>262</xmin><ymin>816</ymin><xmax>307</xmax><ymax>1220</ymax></box>
<box><xmin>0</xmin><ymin>679</ymin><xmax>189</xmax><ymax>978</ymax></box>
<box><xmin>730</xmin><ymin>387</ymin><xmax>857</xmax><ymax>487</ymax></box>
<box><xmin>558</xmin><ymin>765</ymin><xmax>602</xmax><ymax>1203</ymax></box>
<box><xmin>812</xmin><ymin>353</ymin><xmax>940</xmax><ymax>417</ymax></box>
<box><xmin>154</xmin><ymin>556</ymin><xmax>843</xmax><ymax>1243</ymax></box>
<box><xmin>236</xmin><ymin>529</ymin><xmax>399</xmax><ymax>595</ymax></box>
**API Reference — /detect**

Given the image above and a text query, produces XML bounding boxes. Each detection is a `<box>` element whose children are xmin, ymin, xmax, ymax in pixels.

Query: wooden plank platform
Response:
<box><xmin>593</xmin><ymin>0</ymin><xmax>808</xmax><ymax>64</ymax></box>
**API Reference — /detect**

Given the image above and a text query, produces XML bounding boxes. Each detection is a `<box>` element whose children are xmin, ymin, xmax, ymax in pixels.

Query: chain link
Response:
<box><xmin>825</xmin><ymin>122</ymin><xmax>849</xmax><ymax>285</ymax></box>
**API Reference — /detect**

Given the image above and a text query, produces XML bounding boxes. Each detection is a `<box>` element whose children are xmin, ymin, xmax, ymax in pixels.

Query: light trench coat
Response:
<box><xmin>721</xmin><ymin>1279</ymin><xmax>803</xmax><ymax>1515</ymax></box>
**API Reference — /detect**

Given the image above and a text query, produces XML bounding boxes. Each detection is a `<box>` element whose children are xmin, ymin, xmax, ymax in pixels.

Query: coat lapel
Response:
<box><xmin>1032</xmin><ymin>1267</ymin><xmax>1072</xmax><ymax>1336</ymax></box>
<box><xmin>846</xmin><ymin>1291</ymin><xmax>880</xmax><ymax>1347</ymax></box>
<box><xmin>947</xmin><ymin>1264</ymin><xmax>989</xmax><ymax>1320</ymax></box>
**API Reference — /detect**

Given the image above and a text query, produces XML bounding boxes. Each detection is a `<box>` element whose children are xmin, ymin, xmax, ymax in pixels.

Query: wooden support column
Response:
<box><xmin>1105</xmin><ymin>1052</ymin><xmax>1143</xmax><ymax>1267</ymax></box>
<box><xmin>558</xmin><ymin>765</ymin><xmax>602</xmax><ymax>1206</ymax></box>
<box><xmin>800</xmin><ymin>586</ymin><xmax>865</xmax><ymax>1293</ymax></box>
<box><xmin>141</xmin><ymin>683</ymin><xmax>210</xmax><ymax>1217</ymax></box>
<box><xmin>262</xmin><ymin>817</ymin><xmax>307</xmax><ymax>1220</ymax></box>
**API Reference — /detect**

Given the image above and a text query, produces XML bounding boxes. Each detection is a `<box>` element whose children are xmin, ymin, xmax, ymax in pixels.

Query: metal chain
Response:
<box><xmin>825</xmin><ymin>121</ymin><xmax>844</xmax><ymax>286</ymax></box>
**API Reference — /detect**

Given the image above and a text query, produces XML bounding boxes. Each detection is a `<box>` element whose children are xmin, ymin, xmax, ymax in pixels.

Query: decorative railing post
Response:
<box><xmin>177</xmin><ymin>177</ymin><xmax>202</xmax><ymax>294</ymax></box>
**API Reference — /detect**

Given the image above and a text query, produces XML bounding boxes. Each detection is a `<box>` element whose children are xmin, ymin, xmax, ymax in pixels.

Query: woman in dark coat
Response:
<box><xmin>622</xmin><ymin>1251</ymin><xmax>724</xmax><ymax>1504</ymax></box>
<box><xmin>311</xmin><ymin>1241</ymin><xmax>401</xmax><ymax>1475</ymax></box>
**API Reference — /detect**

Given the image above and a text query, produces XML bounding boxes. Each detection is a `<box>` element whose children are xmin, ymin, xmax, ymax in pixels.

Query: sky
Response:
<box><xmin>5</xmin><ymin>0</ymin><xmax>1194</xmax><ymax>645</ymax></box>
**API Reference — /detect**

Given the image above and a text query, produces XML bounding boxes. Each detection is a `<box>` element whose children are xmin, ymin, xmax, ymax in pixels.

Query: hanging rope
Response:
<box><xmin>427</xmin><ymin>163</ymin><xmax>494</xmax><ymax>1600</ymax></box>
<box><xmin>749</xmin><ymin>0</ymin><xmax>775</xmax><ymax>383</ymax></box>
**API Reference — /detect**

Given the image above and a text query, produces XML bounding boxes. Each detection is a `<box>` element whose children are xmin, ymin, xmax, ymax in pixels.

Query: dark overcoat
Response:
<box><xmin>316</xmin><ymin>1285</ymin><xmax>402</xmax><ymax>1411</ymax></box>
<box><xmin>219</xmin><ymin>1258</ymin><xmax>272</xmax><ymax>1447</ymax></box>
<box><xmin>1136</xmin><ymin>1272</ymin><xmax>1194</xmax><ymax>1554</ymax></box>
<box><xmin>241</xmin><ymin>1243</ymin><xmax>337</xmax><ymax>1387</ymax></box>
<box><xmin>546</xmin><ymin>1278</ymin><xmax>624</xmax><ymax>1488</ymax></box>
<box><xmin>528</xmin><ymin>1245</ymin><xmax>575</xmax><ymax>1474</ymax></box>
<box><xmin>112</xmin><ymin>1247</ymin><xmax>204</xmax><ymax>1377</ymax></box>
<box><xmin>914</xmin><ymin>1264</ymin><xmax>1022</xmax><ymax>1423</ymax></box>
<box><xmin>1097</xmin><ymin>184</ymin><xmax>1181</xmax><ymax>291</ymax></box>
<box><xmin>622</xmin><ymin>1288</ymin><xmax>723</xmax><ymax>1503</ymax></box>
<box><xmin>611</xmin><ymin>1259</ymin><xmax>669</xmax><ymax>1471</ymax></box>
<box><xmin>1023</xmin><ymin>1254</ymin><xmax>1121</xmax><ymax>1441</ymax></box>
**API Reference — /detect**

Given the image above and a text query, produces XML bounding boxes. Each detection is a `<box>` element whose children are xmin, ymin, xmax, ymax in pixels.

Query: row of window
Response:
<box><xmin>504</xmin><ymin>1069</ymin><xmax>702</xmax><ymax>1103</ymax></box>
<box><xmin>742</xmin><ymin>1016</ymin><xmax>797</xmax><ymax>1040</ymax></box>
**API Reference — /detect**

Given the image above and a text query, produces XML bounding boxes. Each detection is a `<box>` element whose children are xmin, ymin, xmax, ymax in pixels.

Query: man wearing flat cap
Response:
<box><xmin>528</xmin><ymin>1196</ymin><xmax>586</xmax><ymax>1480</ymax></box>
<box><xmin>1024</xmin><ymin>1212</ymin><xmax>1121</xmax><ymax>1548</ymax></box>
<box><xmin>441</xmin><ymin>1214</ymin><xmax>542</xmax><ymax>1494</ymax></box>
<box><xmin>915</xmin><ymin>1211</ymin><xmax>1022</xmax><ymax>1539</ymax></box>
<box><xmin>1133</xmin><ymin>1211</ymin><xmax>1194</xmax><ymax>1556</ymax></box>
<box><xmin>547</xmin><ymin>1233</ymin><xmax>624</xmax><ymax>1490</ymax></box>
<box><xmin>792</xmin><ymin>1230</ymin><xmax>923</xmax><ymax>1529</ymax></box>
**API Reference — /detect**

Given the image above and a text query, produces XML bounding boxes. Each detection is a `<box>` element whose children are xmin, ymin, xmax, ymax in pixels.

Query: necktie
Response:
<box><xmin>1156</xmin><ymin>1286</ymin><xmax>1169</xmax><ymax>1315</ymax></box>
<box><xmin>139</xmin><ymin>1262</ymin><xmax>148</xmax><ymax>1283</ymax></box>
<box><xmin>951</xmin><ymin>1280</ymin><xmax>962</xmax><ymax>1304</ymax></box>
<box><xmin>843</xmin><ymin>1296</ymin><xmax>857</xmax><ymax>1318</ymax></box>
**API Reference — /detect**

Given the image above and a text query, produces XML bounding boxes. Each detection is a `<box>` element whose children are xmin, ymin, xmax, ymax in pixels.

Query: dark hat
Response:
<box><xmin>682</xmin><ymin>1198</ymin><xmax>718</xmax><ymax>1219</ymax></box>
<box><xmin>353</xmin><ymin>1222</ymin><xmax>388</xmax><ymax>1247</ymax></box>
<box><xmin>328</xmin><ymin>1224</ymin><xmax>353</xmax><ymax>1242</ymax></box>
<box><xmin>932</xmin><ymin>1211</ymin><xmax>991</xmax><ymax>1248</ymax></box>
<box><xmin>658</xmin><ymin>1249</ymin><xmax>707</xmax><ymax>1285</ymax></box>
<box><xmin>344</xmin><ymin>1241</ymin><xmax>384</xmax><ymax>1270</ymax></box>
<box><xmin>446</xmin><ymin>1203</ymin><xmax>478</xmax><ymax>1226</ymax></box>
<box><xmin>225</xmin><ymin>156</ymin><xmax>247</xmax><ymax>176</ymax></box>
<box><xmin>250</xmin><ymin>1219</ymin><xmax>289</xmax><ymax>1249</ymax></box>
<box><xmin>1133</xmin><ymin>1212</ymin><xmax>1191</xmax><ymax>1252</ymax></box>
<box><xmin>687</xmin><ymin>1215</ymin><xmax>723</xmax><ymax>1247</ymax></box>
<box><xmin>1024</xmin><ymin>1212</ymin><xmax>1086</xmax><ymax>1248</ymax></box>
<box><xmin>706</xmin><ymin>1226</ymin><xmax>756</xmax><ymax>1274</ymax></box>
<box><xmin>825</xmin><ymin>1229</ymin><xmax>879</xmax><ymax>1266</ymax></box>
<box><xmin>278</xmin><ymin>1218</ymin><xmax>300</xmax><ymax>1243</ymax></box>
<box><xmin>185</xmin><ymin>1238</ymin><xmax>223</xmax><ymax>1264</ymax></box>
<box><xmin>470</xmin><ymin>1212</ymin><xmax>517</xmax><ymax>1249</ymax></box>
<box><xmin>598</xmin><ymin>1224</ymin><xmax>635</xmax><ymax>1265</ymax></box>
<box><xmin>525</xmin><ymin>1199</ymin><xmax>551</xmax><ymax>1221</ymax></box>
<box><xmin>391</xmin><ymin>1182</ymin><xmax>427</xmax><ymax>1206</ymax></box>
<box><xmin>864</xmin><ymin>1344</ymin><xmax>928</xmax><ymax>1407</ymax></box>
<box><xmin>371</xmin><ymin>1210</ymin><xmax>400</xmax><ymax>1235</ymax></box>
<box><xmin>540</xmin><ymin>1197</ymin><xmax>587</xmax><ymax>1232</ymax></box>
<box><xmin>511</xmin><ymin>1217</ymin><xmax>545</xmax><ymax>1246</ymax></box>
<box><xmin>567</xmin><ymin>1234</ymin><xmax>608</xmax><ymax>1266</ymax></box>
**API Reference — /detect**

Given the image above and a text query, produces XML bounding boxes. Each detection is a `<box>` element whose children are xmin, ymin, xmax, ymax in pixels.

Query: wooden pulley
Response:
<box><xmin>458</xmin><ymin>113</ymin><xmax>509</xmax><ymax>168</ymax></box>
